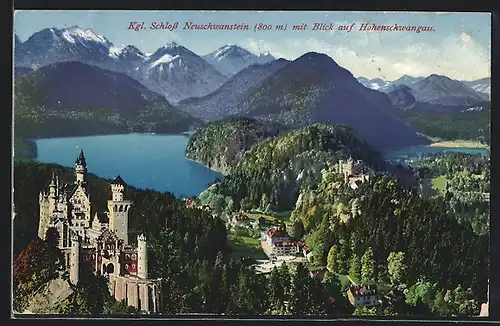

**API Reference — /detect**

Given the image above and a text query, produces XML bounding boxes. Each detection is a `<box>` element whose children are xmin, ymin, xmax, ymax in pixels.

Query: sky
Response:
<box><xmin>13</xmin><ymin>10</ymin><xmax>491</xmax><ymax>81</ymax></box>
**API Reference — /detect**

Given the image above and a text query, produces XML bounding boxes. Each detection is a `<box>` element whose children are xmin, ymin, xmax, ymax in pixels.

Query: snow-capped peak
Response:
<box><xmin>108</xmin><ymin>44</ymin><xmax>146</xmax><ymax>59</ymax></box>
<box><xmin>62</xmin><ymin>26</ymin><xmax>109</xmax><ymax>45</ymax></box>
<box><xmin>210</xmin><ymin>45</ymin><xmax>253</xmax><ymax>60</ymax></box>
<box><xmin>151</xmin><ymin>53</ymin><xmax>180</xmax><ymax>67</ymax></box>
<box><xmin>163</xmin><ymin>41</ymin><xmax>180</xmax><ymax>49</ymax></box>
<box><xmin>108</xmin><ymin>46</ymin><xmax>123</xmax><ymax>58</ymax></box>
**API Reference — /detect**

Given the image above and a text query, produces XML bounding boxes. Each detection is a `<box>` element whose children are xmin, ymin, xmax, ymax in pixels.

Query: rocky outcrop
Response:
<box><xmin>21</xmin><ymin>274</ymin><xmax>74</xmax><ymax>314</ymax></box>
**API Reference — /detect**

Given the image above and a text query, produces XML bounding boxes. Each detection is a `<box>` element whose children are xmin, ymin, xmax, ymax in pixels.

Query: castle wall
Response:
<box><xmin>109</xmin><ymin>275</ymin><xmax>162</xmax><ymax>313</ymax></box>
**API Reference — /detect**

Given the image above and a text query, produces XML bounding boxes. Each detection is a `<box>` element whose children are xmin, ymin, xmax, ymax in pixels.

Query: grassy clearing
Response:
<box><xmin>274</xmin><ymin>211</ymin><xmax>293</xmax><ymax>221</ymax></box>
<box><xmin>307</xmin><ymin>264</ymin><xmax>326</xmax><ymax>272</ymax></box>
<box><xmin>247</xmin><ymin>213</ymin><xmax>277</xmax><ymax>222</ymax></box>
<box><xmin>431</xmin><ymin>175</ymin><xmax>447</xmax><ymax>194</ymax></box>
<box><xmin>336</xmin><ymin>274</ymin><xmax>353</xmax><ymax>288</ymax></box>
<box><xmin>228</xmin><ymin>235</ymin><xmax>267</xmax><ymax>260</ymax></box>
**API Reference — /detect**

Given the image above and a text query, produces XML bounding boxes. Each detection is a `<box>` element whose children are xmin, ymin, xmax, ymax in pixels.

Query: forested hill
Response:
<box><xmin>185</xmin><ymin>116</ymin><xmax>288</xmax><ymax>174</ymax></box>
<box><xmin>199</xmin><ymin>123</ymin><xmax>384</xmax><ymax>213</ymax></box>
<box><xmin>13</xmin><ymin>61</ymin><xmax>202</xmax><ymax>139</ymax></box>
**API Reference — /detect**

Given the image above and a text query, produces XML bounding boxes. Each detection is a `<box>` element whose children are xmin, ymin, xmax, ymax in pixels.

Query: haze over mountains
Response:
<box><xmin>14</xmin><ymin>25</ymin><xmax>490</xmax><ymax>150</ymax></box>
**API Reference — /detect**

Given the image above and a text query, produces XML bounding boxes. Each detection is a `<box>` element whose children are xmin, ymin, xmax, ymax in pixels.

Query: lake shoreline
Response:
<box><xmin>428</xmin><ymin>140</ymin><xmax>490</xmax><ymax>150</ymax></box>
<box><xmin>26</xmin><ymin>131</ymin><xmax>194</xmax><ymax>141</ymax></box>
<box><xmin>185</xmin><ymin>156</ymin><xmax>229</xmax><ymax>176</ymax></box>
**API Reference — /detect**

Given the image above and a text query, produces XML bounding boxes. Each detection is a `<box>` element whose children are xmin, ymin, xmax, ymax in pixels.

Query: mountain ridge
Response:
<box><xmin>233</xmin><ymin>52</ymin><xmax>429</xmax><ymax>151</ymax></box>
<box><xmin>14</xmin><ymin>61</ymin><xmax>201</xmax><ymax>138</ymax></box>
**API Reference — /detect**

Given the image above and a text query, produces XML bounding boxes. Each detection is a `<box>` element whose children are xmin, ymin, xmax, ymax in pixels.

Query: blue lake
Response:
<box><xmin>34</xmin><ymin>134</ymin><xmax>489</xmax><ymax>196</ymax></box>
<box><xmin>34</xmin><ymin>134</ymin><xmax>224</xmax><ymax>197</ymax></box>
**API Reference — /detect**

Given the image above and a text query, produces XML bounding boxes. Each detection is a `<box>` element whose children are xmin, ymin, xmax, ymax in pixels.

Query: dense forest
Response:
<box><xmin>393</xmin><ymin>105</ymin><xmax>490</xmax><ymax>145</ymax></box>
<box><xmin>13</xmin><ymin>162</ymin><xmax>349</xmax><ymax>315</ymax></box>
<box><xmin>292</xmin><ymin>169</ymin><xmax>488</xmax><ymax>306</ymax></box>
<box><xmin>413</xmin><ymin>153</ymin><xmax>490</xmax><ymax>236</ymax></box>
<box><xmin>185</xmin><ymin>117</ymin><xmax>287</xmax><ymax>174</ymax></box>
<box><xmin>195</xmin><ymin>123</ymin><xmax>384</xmax><ymax>213</ymax></box>
<box><xmin>13</xmin><ymin>159</ymin><xmax>489</xmax><ymax>317</ymax></box>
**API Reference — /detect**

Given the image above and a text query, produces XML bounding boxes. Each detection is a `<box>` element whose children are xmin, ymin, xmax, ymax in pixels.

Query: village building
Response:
<box><xmin>347</xmin><ymin>285</ymin><xmax>379</xmax><ymax>308</ymax></box>
<box><xmin>297</xmin><ymin>242</ymin><xmax>314</xmax><ymax>262</ymax></box>
<box><xmin>184</xmin><ymin>199</ymin><xmax>194</xmax><ymax>208</ymax></box>
<box><xmin>265</xmin><ymin>227</ymin><xmax>289</xmax><ymax>245</ymax></box>
<box><xmin>38</xmin><ymin>150</ymin><xmax>162</xmax><ymax>313</ymax></box>
<box><xmin>230</xmin><ymin>213</ymin><xmax>250</xmax><ymax>225</ymax></box>
<box><xmin>265</xmin><ymin>228</ymin><xmax>299</xmax><ymax>257</ymax></box>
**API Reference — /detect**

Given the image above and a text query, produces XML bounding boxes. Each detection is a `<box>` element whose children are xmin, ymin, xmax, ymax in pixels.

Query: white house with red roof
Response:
<box><xmin>265</xmin><ymin>227</ymin><xmax>289</xmax><ymax>245</ymax></box>
<box><xmin>265</xmin><ymin>227</ymin><xmax>299</xmax><ymax>257</ymax></box>
<box><xmin>347</xmin><ymin>285</ymin><xmax>379</xmax><ymax>308</ymax></box>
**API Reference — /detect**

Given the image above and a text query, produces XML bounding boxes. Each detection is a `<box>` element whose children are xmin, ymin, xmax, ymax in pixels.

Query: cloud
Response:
<box><xmin>241</xmin><ymin>31</ymin><xmax>490</xmax><ymax>80</ymax></box>
<box><xmin>460</xmin><ymin>31</ymin><xmax>472</xmax><ymax>43</ymax></box>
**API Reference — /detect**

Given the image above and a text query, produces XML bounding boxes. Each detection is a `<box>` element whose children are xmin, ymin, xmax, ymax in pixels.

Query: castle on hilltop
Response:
<box><xmin>337</xmin><ymin>157</ymin><xmax>370</xmax><ymax>188</ymax></box>
<box><xmin>38</xmin><ymin>150</ymin><xmax>162</xmax><ymax>313</ymax></box>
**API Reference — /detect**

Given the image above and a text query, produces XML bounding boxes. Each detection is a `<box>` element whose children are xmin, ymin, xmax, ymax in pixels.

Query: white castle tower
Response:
<box><xmin>70</xmin><ymin>233</ymin><xmax>80</xmax><ymax>285</ymax></box>
<box><xmin>137</xmin><ymin>234</ymin><xmax>148</xmax><ymax>279</ymax></box>
<box><xmin>107</xmin><ymin>176</ymin><xmax>132</xmax><ymax>245</ymax></box>
<box><xmin>38</xmin><ymin>173</ymin><xmax>57</xmax><ymax>239</ymax></box>
<box><xmin>75</xmin><ymin>149</ymin><xmax>87</xmax><ymax>185</ymax></box>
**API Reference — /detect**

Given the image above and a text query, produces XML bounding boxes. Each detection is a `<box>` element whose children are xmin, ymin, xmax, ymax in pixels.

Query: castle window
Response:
<box><xmin>124</xmin><ymin>205</ymin><xmax>128</xmax><ymax>212</ymax></box>
<box><xmin>132</xmin><ymin>264</ymin><xmax>136</xmax><ymax>269</ymax></box>
<box><xmin>114</xmin><ymin>205</ymin><xmax>117</xmax><ymax>212</ymax></box>
<box><xmin>119</xmin><ymin>205</ymin><xmax>123</xmax><ymax>212</ymax></box>
<box><xmin>125</xmin><ymin>254</ymin><xmax>131</xmax><ymax>260</ymax></box>
<box><xmin>131</xmin><ymin>254</ymin><xmax>137</xmax><ymax>260</ymax></box>
<box><xmin>125</xmin><ymin>264</ymin><xmax>129</xmax><ymax>269</ymax></box>
<box><xmin>106</xmin><ymin>263</ymin><xmax>114</xmax><ymax>274</ymax></box>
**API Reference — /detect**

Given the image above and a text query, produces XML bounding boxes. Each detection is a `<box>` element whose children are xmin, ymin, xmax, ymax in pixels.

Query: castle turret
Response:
<box><xmin>49</xmin><ymin>173</ymin><xmax>57</xmax><ymax>199</ymax></box>
<box><xmin>70</xmin><ymin>233</ymin><xmax>80</xmax><ymax>285</ymax></box>
<box><xmin>75</xmin><ymin>149</ymin><xmax>87</xmax><ymax>185</ymax></box>
<box><xmin>137</xmin><ymin>234</ymin><xmax>148</xmax><ymax>279</ymax></box>
<box><xmin>38</xmin><ymin>173</ymin><xmax>57</xmax><ymax>239</ymax></box>
<box><xmin>107</xmin><ymin>176</ymin><xmax>132</xmax><ymax>244</ymax></box>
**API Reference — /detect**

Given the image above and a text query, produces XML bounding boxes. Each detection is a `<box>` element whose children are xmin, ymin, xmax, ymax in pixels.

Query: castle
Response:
<box><xmin>337</xmin><ymin>157</ymin><xmax>370</xmax><ymax>188</ymax></box>
<box><xmin>38</xmin><ymin>150</ymin><xmax>162</xmax><ymax>313</ymax></box>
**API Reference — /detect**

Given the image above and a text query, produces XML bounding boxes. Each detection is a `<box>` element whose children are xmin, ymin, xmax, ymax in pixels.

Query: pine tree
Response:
<box><xmin>327</xmin><ymin>245</ymin><xmax>339</xmax><ymax>272</ymax></box>
<box><xmin>289</xmin><ymin>263</ymin><xmax>309</xmax><ymax>315</ymax></box>
<box><xmin>361</xmin><ymin>247</ymin><xmax>375</xmax><ymax>284</ymax></box>
<box><xmin>349</xmin><ymin>253</ymin><xmax>361</xmax><ymax>283</ymax></box>
<box><xmin>387</xmin><ymin>251</ymin><xmax>407</xmax><ymax>285</ymax></box>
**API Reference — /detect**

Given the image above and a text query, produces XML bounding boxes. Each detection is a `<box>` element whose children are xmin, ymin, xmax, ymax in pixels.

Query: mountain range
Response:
<box><xmin>177</xmin><ymin>58</ymin><xmax>290</xmax><ymax>121</ymax></box>
<box><xmin>202</xmin><ymin>45</ymin><xmax>275</xmax><ymax>78</ymax></box>
<box><xmin>358</xmin><ymin>74</ymin><xmax>489</xmax><ymax>109</ymax></box>
<box><xmin>230</xmin><ymin>52</ymin><xmax>430</xmax><ymax>150</ymax></box>
<box><xmin>358</xmin><ymin>75</ymin><xmax>490</xmax><ymax>96</ymax></box>
<box><xmin>14</xmin><ymin>26</ymin><xmax>274</xmax><ymax>102</ymax></box>
<box><xmin>13</xmin><ymin>26</ymin><xmax>490</xmax><ymax>150</ymax></box>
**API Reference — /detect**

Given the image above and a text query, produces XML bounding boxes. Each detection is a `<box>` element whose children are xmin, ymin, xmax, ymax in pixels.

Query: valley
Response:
<box><xmin>12</xmin><ymin>19</ymin><xmax>491</xmax><ymax>318</ymax></box>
